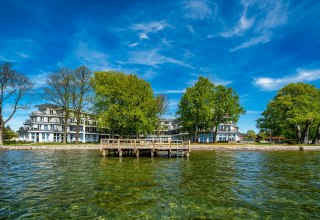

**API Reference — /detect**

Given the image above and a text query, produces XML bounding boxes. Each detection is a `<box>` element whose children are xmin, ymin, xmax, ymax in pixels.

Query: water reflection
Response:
<box><xmin>0</xmin><ymin>150</ymin><xmax>320</xmax><ymax>219</ymax></box>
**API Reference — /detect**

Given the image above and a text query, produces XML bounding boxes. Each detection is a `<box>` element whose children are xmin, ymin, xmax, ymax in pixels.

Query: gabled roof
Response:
<box><xmin>35</xmin><ymin>103</ymin><xmax>61</xmax><ymax>110</ymax></box>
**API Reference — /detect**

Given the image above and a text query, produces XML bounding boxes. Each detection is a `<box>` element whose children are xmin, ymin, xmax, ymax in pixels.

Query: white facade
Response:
<box><xmin>19</xmin><ymin>104</ymin><xmax>107</xmax><ymax>143</ymax></box>
<box><xmin>198</xmin><ymin>123</ymin><xmax>241</xmax><ymax>143</ymax></box>
<box><xmin>149</xmin><ymin>119</ymin><xmax>241</xmax><ymax>143</ymax></box>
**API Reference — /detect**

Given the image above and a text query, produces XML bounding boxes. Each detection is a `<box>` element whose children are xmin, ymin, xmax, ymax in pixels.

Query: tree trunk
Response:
<box><xmin>194</xmin><ymin>125</ymin><xmax>199</xmax><ymax>143</ymax></box>
<box><xmin>0</xmin><ymin>118</ymin><xmax>3</xmax><ymax>145</ymax></box>
<box><xmin>75</xmin><ymin>115</ymin><xmax>80</xmax><ymax>144</ymax></box>
<box><xmin>63</xmin><ymin>110</ymin><xmax>69</xmax><ymax>144</ymax></box>
<box><xmin>301</xmin><ymin>121</ymin><xmax>311</xmax><ymax>145</ymax></box>
<box><xmin>213</xmin><ymin>126</ymin><xmax>218</xmax><ymax>143</ymax></box>
<box><xmin>295</xmin><ymin>125</ymin><xmax>301</xmax><ymax>144</ymax></box>
<box><xmin>312</xmin><ymin>123</ymin><xmax>320</xmax><ymax>145</ymax></box>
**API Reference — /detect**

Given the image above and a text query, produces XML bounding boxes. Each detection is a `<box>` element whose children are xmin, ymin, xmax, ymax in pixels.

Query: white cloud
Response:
<box><xmin>219</xmin><ymin>6</ymin><xmax>254</xmax><ymax>37</ymax></box>
<box><xmin>139</xmin><ymin>32</ymin><xmax>149</xmax><ymax>39</ymax></box>
<box><xmin>64</xmin><ymin>41</ymin><xmax>110</xmax><ymax>71</ymax></box>
<box><xmin>186</xmin><ymin>24</ymin><xmax>196</xmax><ymax>35</ymax></box>
<box><xmin>246</xmin><ymin>110</ymin><xmax>262</xmax><ymax>114</ymax></box>
<box><xmin>123</xmin><ymin>49</ymin><xmax>194</xmax><ymax>69</ymax></box>
<box><xmin>29</xmin><ymin>71</ymin><xmax>50</xmax><ymax>89</ymax></box>
<box><xmin>189</xmin><ymin>71</ymin><xmax>233</xmax><ymax>86</ymax></box>
<box><xmin>155</xmin><ymin>89</ymin><xmax>186</xmax><ymax>94</ymax></box>
<box><xmin>230</xmin><ymin>33</ymin><xmax>271</xmax><ymax>52</ymax></box>
<box><xmin>183</xmin><ymin>0</ymin><xmax>216</xmax><ymax>20</ymax></box>
<box><xmin>220</xmin><ymin>0</ymin><xmax>287</xmax><ymax>51</ymax></box>
<box><xmin>253</xmin><ymin>69</ymin><xmax>320</xmax><ymax>91</ymax></box>
<box><xmin>131</xmin><ymin>20</ymin><xmax>169</xmax><ymax>40</ymax></box>
<box><xmin>128</xmin><ymin>42</ymin><xmax>139</xmax><ymax>47</ymax></box>
<box><xmin>0</xmin><ymin>38</ymin><xmax>38</xmax><ymax>62</ymax></box>
<box><xmin>17</xmin><ymin>52</ymin><xmax>29</xmax><ymax>58</ymax></box>
<box><xmin>141</xmin><ymin>70</ymin><xmax>157</xmax><ymax>80</ymax></box>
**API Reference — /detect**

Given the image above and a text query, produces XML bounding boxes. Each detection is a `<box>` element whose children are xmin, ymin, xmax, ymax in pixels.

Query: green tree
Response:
<box><xmin>245</xmin><ymin>130</ymin><xmax>256</xmax><ymax>141</ymax></box>
<box><xmin>177</xmin><ymin>77</ymin><xmax>216</xmax><ymax>142</ymax></box>
<box><xmin>155</xmin><ymin>94</ymin><xmax>169</xmax><ymax>136</ymax></box>
<box><xmin>177</xmin><ymin>77</ymin><xmax>245</xmax><ymax>143</ymax></box>
<box><xmin>91</xmin><ymin>71</ymin><xmax>157</xmax><ymax>138</ymax></box>
<box><xmin>257</xmin><ymin>83</ymin><xmax>320</xmax><ymax>144</ymax></box>
<box><xmin>212</xmin><ymin>85</ymin><xmax>245</xmax><ymax>142</ymax></box>
<box><xmin>3</xmin><ymin>126</ymin><xmax>18</xmax><ymax>140</ymax></box>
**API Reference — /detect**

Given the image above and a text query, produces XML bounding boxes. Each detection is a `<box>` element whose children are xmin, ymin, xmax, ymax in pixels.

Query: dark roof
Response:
<box><xmin>35</xmin><ymin>103</ymin><xmax>61</xmax><ymax>110</ymax></box>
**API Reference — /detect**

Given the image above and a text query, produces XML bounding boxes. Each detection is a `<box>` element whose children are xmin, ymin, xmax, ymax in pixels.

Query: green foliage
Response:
<box><xmin>3</xmin><ymin>126</ymin><xmax>18</xmax><ymax>140</ymax></box>
<box><xmin>213</xmin><ymin>85</ymin><xmax>245</xmax><ymax>131</ymax></box>
<box><xmin>245</xmin><ymin>130</ymin><xmax>256</xmax><ymax>141</ymax></box>
<box><xmin>177</xmin><ymin>76</ymin><xmax>245</xmax><ymax>142</ymax></box>
<box><xmin>257</xmin><ymin>82</ymin><xmax>320</xmax><ymax>144</ymax></box>
<box><xmin>177</xmin><ymin>77</ymin><xmax>215</xmax><ymax>142</ymax></box>
<box><xmin>91</xmin><ymin>71</ymin><xmax>157</xmax><ymax>136</ymax></box>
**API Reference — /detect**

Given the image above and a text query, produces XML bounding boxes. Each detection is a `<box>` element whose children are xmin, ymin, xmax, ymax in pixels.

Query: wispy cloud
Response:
<box><xmin>123</xmin><ymin>49</ymin><xmax>193</xmax><ymax>69</ymax></box>
<box><xmin>183</xmin><ymin>0</ymin><xmax>216</xmax><ymax>20</ymax></box>
<box><xmin>219</xmin><ymin>3</ymin><xmax>254</xmax><ymax>37</ymax></box>
<box><xmin>141</xmin><ymin>69</ymin><xmax>157</xmax><ymax>80</ymax></box>
<box><xmin>253</xmin><ymin>69</ymin><xmax>320</xmax><ymax>91</ymax></box>
<box><xmin>128</xmin><ymin>42</ymin><xmax>139</xmax><ymax>47</ymax></box>
<box><xmin>220</xmin><ymin>0</ymin><xmax>287</xmax><ymax>51</ymax></box>
<box><xmin>0</xmin><ymin>38</ymin><xmax>38</xmax><ymax>62</ymax></box>
<box><xmin>155</xmin><ymin>89</ymin><xmax>186</xmax><ymax>94</ymax></box>
<box><xmin>131</xmin><ymin>20</ymin><xmax>169</xmax><ymax>40</ymax></box>
<box><xmin>230</xmin><ymin>33</ymin><xmax>271</xmax><ymax>52</ymax></box>
<box><xmin>246</xmin><ymin>110</ymin><xmax>263</xmax><ymax>114</ymax></box>
<box><xmin>189</xmin><ymin>71</ymin><xmax>232</xmax><ymax>86</ymax></box>
<box><xmin>65</xmin><ymin>41</ymin><xmax>110</xmax><ymax>71</ymax></box>
<box><xmin>29</xmin><ymin>71</ymin><xmax>49</xmax><ymax>89</ymax></box>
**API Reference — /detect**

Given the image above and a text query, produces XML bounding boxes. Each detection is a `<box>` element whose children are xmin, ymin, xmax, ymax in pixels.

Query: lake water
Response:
<box><xmin>0</xmin><ymin>150</ymin><xmax>319</xmax><ymax>219</ymax></box>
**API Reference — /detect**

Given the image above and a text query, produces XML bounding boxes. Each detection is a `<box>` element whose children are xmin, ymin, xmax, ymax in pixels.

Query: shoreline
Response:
<box><xmin>1</xmin><ymin>144</ymin><xmax>320</xmax><ymax>151</ymax></box>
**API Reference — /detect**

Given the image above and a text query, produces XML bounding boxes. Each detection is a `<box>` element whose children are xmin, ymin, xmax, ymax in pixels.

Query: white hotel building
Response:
<box><xmin>19</xmin><ymin>104</ymin><xmax>107</xmax><ymax>143</ymax></box>
<box><xmin>148</xmin><ymin>119</ymin><xmax>241</xmax><ymax>143</ymax></box>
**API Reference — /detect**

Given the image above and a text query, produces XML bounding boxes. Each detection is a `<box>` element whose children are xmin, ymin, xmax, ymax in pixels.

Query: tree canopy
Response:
<box><xmin>91</xmin><ymin>71</ymin><xmax>157</xmax><ymax>137</ymax></box>
<box><xmin>3</xmin><ymin>126</ymin><xmax>18</xmax><ymax>140</ymax></box>
<box><xmin>245</xmin><ymin>130</ymin><xmax>256</xmax><ymax>141</ymax></box>
<box><xmin>257</xmin><ymin>82</ymin><xmax>320</xmax><ymax>144</ymax></box>
<box><xmin>177</xmin><ymin>76</ymin><xmax>245</xmax><ymax>142</ymax></box>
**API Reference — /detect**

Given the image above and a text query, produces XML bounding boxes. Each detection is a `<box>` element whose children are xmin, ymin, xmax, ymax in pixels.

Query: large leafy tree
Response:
<box><xmin>212</xmin><ymin>85</ymin><xmax>245</xmax><ymax>142</ymax></box>
<box><xmin>177</xmin><ymin>77</ymin><xmax>216</xmax><ymax>142</ymax></box>
<box><xmin>257</xmin><ymin>83</ymin><xmax>320</xmax><ymax>144</ymax></box>
<box><xmin>245</xmin><ymin>130</ymin><xmax>256</xmax><ymax>141</ymax></box>
<box><xmin>91</xmin><ymin>71</ymin><xmax>157</xmax><ymax>138</ymax></box>
<box><xmin>155</xmin><ymin>94</ymin><xmax>169</xmax><ymax>135</ymax></box>
<box><xmin>0</xmin><ymin>63</ymin><xmax>33</xmax><ymax>145</ymax></box>
<box><xmin>177</xmin><ymin>77</ymin><xmax>245</xmax><ymax>143</ymax></box>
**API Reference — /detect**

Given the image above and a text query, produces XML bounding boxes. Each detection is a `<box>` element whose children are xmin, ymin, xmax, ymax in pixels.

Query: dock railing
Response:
<box><xmin>100</xmin><ymin>138</ymin><xmax>190</xmax><ymax>157</ymax></box>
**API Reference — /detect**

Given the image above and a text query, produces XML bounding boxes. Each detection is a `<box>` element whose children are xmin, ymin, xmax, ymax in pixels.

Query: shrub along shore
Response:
<box><xmin>1</xmin><ymin>144</ymin><xmax>320</xmax><ymax>151</ymax></box>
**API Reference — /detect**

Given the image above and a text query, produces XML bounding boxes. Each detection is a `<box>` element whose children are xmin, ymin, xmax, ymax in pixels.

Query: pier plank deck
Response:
<box><xmin>100</xmin><ymin>139</ymin><xmax>190</xmax><ymax>158</ymax></box>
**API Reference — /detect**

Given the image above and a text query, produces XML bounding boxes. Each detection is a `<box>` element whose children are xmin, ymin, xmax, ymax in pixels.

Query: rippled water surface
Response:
<box><xmin>0</xmin><ymin>150</ymin><xmax>320</xmax><ymax>219</ymax></box>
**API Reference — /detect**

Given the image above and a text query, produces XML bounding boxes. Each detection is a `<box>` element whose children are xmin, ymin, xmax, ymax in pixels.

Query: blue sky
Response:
<box><xmin>1</xmin><ymin>0</ymin><xmax>320</xmax><ymax>133</ymax></box>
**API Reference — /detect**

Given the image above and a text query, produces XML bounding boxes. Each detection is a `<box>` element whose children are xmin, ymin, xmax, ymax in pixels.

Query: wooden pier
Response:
<box><xmin>100</xmin><ymin>139</ymin><xmax>190</xmax><ymax>158</ymax></box>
